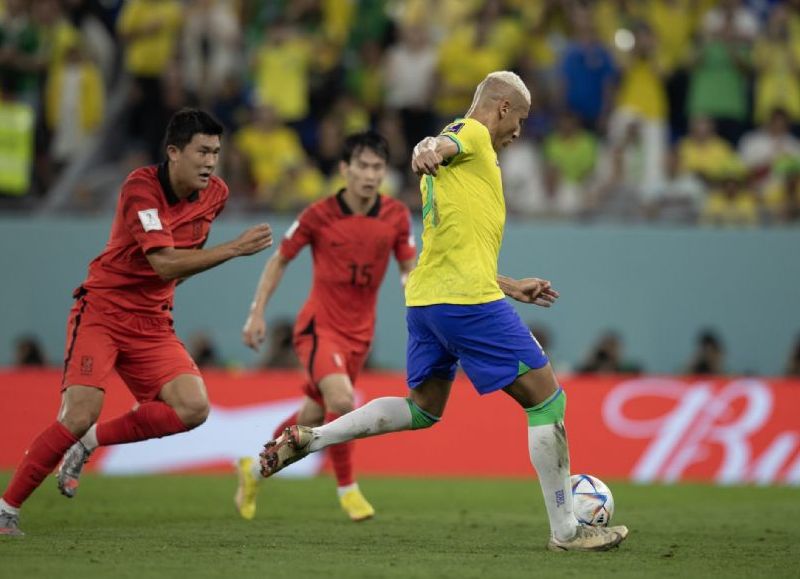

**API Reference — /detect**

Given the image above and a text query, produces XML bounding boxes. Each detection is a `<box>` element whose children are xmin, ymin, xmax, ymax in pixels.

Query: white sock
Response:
<box><xmin>80</xmin><ymin>424</ymin><xmax>98</xmax><ymax>451</ymax></box>
<box><xmin>0</xmin><ymin>498</ymin><xmax>19</xmax><ymax>515</ymax></box>
<box><xmin>528</xmin><ymin>423</ymin><xmax>578</xmax><ymax>541</ymax></box>
<box><xmin>308</xmin><ymin>397</ymin><xmax>412</xmax><ymax>453</ymax></box>
<box><xmin>337</xmin><ymin>482</ymin><xmax>359</xmax><ymax>498</ymax></box>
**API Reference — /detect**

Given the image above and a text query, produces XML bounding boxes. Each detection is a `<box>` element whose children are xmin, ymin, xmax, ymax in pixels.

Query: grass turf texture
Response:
<box><xmin>1</xmin><ymin>473</ymin><xmax>798</xmax><ymax>579</ymax></box>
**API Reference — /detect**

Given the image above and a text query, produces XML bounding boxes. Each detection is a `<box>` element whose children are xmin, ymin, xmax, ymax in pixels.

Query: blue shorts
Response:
<box><xmin>406</xmin><ymin>299</ymin><xmax>549</xmax><ymax>395</ymax></box>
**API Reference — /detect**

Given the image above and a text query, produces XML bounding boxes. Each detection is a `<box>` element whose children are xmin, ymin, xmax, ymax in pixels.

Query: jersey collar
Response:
<box><xmin>158</xmin><ymin>161</ymin><xmax>200</xmax><ymax>206</ymax></box>
<box><xmin>336</xmin><ymin>188</ymin><xmax>381</xmax><ymax>217</ymax></box>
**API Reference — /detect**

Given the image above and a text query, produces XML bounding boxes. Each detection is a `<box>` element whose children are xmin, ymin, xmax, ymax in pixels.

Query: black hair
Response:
<box><xmin>341</xmin><ymin>131</ymin><xmax>390</xmax><ymax>164</ymax></box>
<box><xmin>164</xmin><ymin>108</ymin><xmax>224</xmax><ymax>151</ymax></box>
<box><xmin>699</xmin><ymin>329</ymin><xmax>722</xmax><ymax>350</ymax></box>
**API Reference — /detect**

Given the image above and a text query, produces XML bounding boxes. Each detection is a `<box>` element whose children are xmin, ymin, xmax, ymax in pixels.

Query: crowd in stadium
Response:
<box><xmin>2</xmin><ymin>0</ymin><xmax>800</xmax><ymax>222</ymax></box>
<box><xmin>13</xmin><ymin>324</ymin><xmax>800</xmax><ymax>376</ymax></box>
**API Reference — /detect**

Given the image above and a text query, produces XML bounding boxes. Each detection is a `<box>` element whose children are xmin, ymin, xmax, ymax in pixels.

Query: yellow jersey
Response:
<box><xmin>117</xmin><ymin>0</ymin><xmax>182</xmax><ymax>77</ymax></box>
<box><xmin>405</xmin><ymin>118</ymin><xmax>506</xmax><ymax>306</ymax></box>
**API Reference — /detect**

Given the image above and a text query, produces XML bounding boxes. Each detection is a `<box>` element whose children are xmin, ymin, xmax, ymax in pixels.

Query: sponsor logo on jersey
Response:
<box><xmin>80</xmin><ymin>356</ymin><xmax>93</xmax><ymax>375</ymax></box>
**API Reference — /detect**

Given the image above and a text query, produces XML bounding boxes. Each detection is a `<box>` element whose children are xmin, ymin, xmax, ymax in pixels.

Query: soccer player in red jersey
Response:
<box><xmin>236</xmin><ymin>131</ymin><xmax>416</xmax><ymax>522</ymax></box>
<box><xmin>0</xmin><ymin>109</ymin><xmax>273</xmax><ymax>536</ymax></box>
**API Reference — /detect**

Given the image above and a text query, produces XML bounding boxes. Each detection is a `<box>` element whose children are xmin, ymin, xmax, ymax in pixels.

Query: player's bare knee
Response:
<box><xmin>177</xmin><ymin>399</ymin><xmax>210</xmax><ymax>429</ymax></box>
<box><xmin>59</xmin><ymin>410</ymin><xmax>96</xmax><ymax>437</ymax></box>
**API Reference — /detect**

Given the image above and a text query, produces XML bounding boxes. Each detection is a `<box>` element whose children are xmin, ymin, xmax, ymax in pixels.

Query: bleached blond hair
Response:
<box><xmin>473</xmin><ymin>71</ymin><xmax>531</xmax><ymax>108</ymax></box>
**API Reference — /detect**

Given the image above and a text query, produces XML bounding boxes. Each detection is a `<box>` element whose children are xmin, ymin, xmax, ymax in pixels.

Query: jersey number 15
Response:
<box><xmin>348</xmin><ymin>263</ymin><xmax>373</xmax><ymax>287</ymax></box>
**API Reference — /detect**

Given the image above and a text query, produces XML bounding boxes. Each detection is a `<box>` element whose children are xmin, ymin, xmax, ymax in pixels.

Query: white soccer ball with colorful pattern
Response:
<box><xmin>570</xmin><ymin>474</ymin><xmax>615</xmax><ymax>527</ymax></box>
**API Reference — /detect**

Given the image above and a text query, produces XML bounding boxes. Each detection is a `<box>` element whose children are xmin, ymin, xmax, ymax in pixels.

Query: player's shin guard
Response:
<box><xmin>325</xmin><ymin>412</ymin><xmax>354</xmax><ymax>487</ymax></box>
<box><xmin>2</xmin><ymin>422</ymin><xmax>79</xmax><ymax>508</ymax></box>
<box><xmin>525</xmin><ymin>388</ymin><xmax>578</xmax><ymax>542</ymax></box>
<box><xmin>95</xmin><ymin>401</ymin><xmax>188</xmax><ymax>446</ymax></box>
<box><xmin>307</xmin><ymin>397</ymin><xmax>416</xmax><ymax>452</ymax></box>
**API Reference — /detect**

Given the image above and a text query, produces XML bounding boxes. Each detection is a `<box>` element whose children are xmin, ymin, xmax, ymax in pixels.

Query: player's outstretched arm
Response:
<box><xmin>411</xmin><ymin>136</ymin><xmax>459</xmax><ymax>176</ymax></box>
<box><xmin>498</xmin><ymin>275</ymin><xmax>560</xmax><ymax>307</ymax></box>
<box><xmin>146</xmin><ymin>223</ymin><xmax>272</xmax><ymax>281</ymax></box>
<box><xmin>242</xmin><ymin>252</ymin><xmax>290</xmax><ymax>351</ymax></box>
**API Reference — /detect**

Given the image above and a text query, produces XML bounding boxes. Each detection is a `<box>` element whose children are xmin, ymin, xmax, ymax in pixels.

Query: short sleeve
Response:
<box><xmin>279</xmin><ymin>207</ymin><xmax>315</xmax><ymax>260</ymax></box>
<box><xmin>439</xmin><ymin>119</ymin><xmax>484</xmax><ymax>164</ymax></box>
<box><xmin>393</xmin><ymin>205</ymin><xmax>417</xmax><ymax>262</ymax></box>
<box><xmin>121</xmin><ymin>176</ymin><xmax>174</xmax><ymax>253</ymax></box>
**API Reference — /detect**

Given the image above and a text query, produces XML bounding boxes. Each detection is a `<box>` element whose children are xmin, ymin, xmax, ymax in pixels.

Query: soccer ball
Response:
<box><xmin>570</xmin><ymin>474</ymin><xmax>615</xmax><ymax>527</ymax></box>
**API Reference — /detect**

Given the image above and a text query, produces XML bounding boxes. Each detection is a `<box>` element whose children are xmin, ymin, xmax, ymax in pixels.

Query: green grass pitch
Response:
<box><xmin>1</xmin><ymin>473</ymin><xmax>798</xmax><ymax>579</ymax></box>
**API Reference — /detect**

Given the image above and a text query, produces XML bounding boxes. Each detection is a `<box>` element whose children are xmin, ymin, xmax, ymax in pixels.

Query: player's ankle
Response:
<box><xmin>337</xmin><ymin>483</ymin><xmax>359</xmax><ymax>497</ymax></box>
<box><xmin>0</xmin><ymin>499</ymin><xmax>20</xmax><ymax>515</ymax></box>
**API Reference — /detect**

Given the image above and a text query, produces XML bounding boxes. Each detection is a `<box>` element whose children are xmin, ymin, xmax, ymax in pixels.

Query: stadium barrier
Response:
<box><xmin>1</xmin><ymin>369</ymin><xmax>798</xmax><ymax>485</ymax></box>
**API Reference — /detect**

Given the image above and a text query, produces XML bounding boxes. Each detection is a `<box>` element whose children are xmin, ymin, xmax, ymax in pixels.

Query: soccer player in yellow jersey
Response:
<box><xmin>257</xmin><ymin>72</ymin><xmax>629</xmax><ymax>552</ymax></box>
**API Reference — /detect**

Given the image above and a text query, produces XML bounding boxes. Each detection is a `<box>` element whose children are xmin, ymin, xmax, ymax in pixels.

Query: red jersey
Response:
<box><xmin>80</xmin><ymin>163</ymin><xmax>228</xmax><ymax>315</ymax></box>
<box><xmin>280</xmin><ymin>190</ymin><xmax>416</xmax><ymax>346</ymax></box>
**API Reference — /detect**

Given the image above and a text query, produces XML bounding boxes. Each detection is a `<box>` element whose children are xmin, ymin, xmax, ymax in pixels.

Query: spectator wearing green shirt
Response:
<box><xmin>687</xmin><ymin>27</ymin><xmax>752</xmax><ymax>145</ymax></box>
<box><xmin>0</xmin><ymin>0</ymin><xmax>46</xmax><ymax>106</ymax></box>
<box><xmin>543</xmin><ymin>111</ymin><xmax>598</xmax><ymax>216</ymax></box>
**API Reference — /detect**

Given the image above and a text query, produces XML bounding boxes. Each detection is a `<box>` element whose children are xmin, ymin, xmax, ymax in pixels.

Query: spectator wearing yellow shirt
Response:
<box><xmin>641</xmin><ymin>0</ymin><xmax>701</xmax><ymax>140</ymax></box>
<box><xmin>252</xmin><ymin>22</ymin><xmax>312</xmax><ymax>123</ymax></box>
<box><xmin>45</xmin><ymin>40</ymin><xmax>104</xmax><ymax>167</ymax></box>
<box><xmin>117</xmin><ymin>0</ymin><xmax>182</xmax><ymax>161</ymax></box>
<box><xmin>269</xmin><ymin>158</ymin><xmax>327</xmax><ymax>213</ymax></box>
<box><xmin>752</xmin><ymin>6</ymin><xmax>800</xmax><ymax>125</ymax></box>
<box><xmin>764</xmin><ymin>156</ymin><xmax>800</xmax><ymax>224</ymax></box>
<box><xmin>643</xmin><ymin>0</ymin><xmax>697</xmax><ymax>75</ymax></box>
<box><xmin>701</xmin><ymin>159</ymin><xmax>759</xmax><ymax>227</ymax></box>
<box><xmin>434</xmin><ymin>6</ymin><xmax>518</xmax><ymax>121</ymax></box>
<box><xmin>609</xmin><ymin>23</ymin><xmax>668</xmax><ymax>200</ymax></box>
<box><xmin>679</xmin><ymin>116</ymin><xmax>736</xmax><ymax>181</ymax></box>
<box><xmin>591</xmin><ymin>0</ymin><xmax>645</xmax><ymax>55</ymax></box>
<box><xmin>231</xmin><ymin>105</ymin><xmax>307</xmax><ymax>206</ymax></box>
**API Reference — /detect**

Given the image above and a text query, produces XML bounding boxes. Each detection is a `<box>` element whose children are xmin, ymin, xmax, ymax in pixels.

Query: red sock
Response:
<box><xmin>325</xmin><ymin>412</ymin><xmax>354</xmax><ymax>487</ymax></box>
<box><xmin>272</xmin><ymin>411</ymin><xmax>299</xmax><ymax>440</ymax></box>
<box><xmin>2</xmin><ymin>422</ymin><xmax>78</xmax><ymax>508</ymax></box>
<box><xmin>96</xmin><ymin>401</ymin><xmax>187</xmax><ymax>446</ymax></box>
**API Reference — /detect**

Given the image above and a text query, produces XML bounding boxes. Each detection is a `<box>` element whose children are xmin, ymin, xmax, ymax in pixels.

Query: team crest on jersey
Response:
<box><xmin>80</xmin><ymin>355</ymin><xmax>93</xmax><ymax>375</ymax></box>
<box><xmin>138</xmin><ymin>209</ymin><xmax>162</xmax><ymax>232</ymax></box>
<box><xmin>192</xmin><ymin>221</ymin><xmax>203</xmax><ymax>240</ymax></box>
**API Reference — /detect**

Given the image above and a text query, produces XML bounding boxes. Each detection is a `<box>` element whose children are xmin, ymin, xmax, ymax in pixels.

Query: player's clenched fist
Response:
<box><xmin>235</xmin><ymin>223</ymin><xmax>273</xmax><ymax>255</ymax></box>
<box><xmin>411</xmin><ymin>137</ymin><xmax>444</xmax><ymax>176</ymax></box>
<box><xmin>242</xmin><ymin>315</ymin><xmax>267</xmax><ymax>351</ymax></box>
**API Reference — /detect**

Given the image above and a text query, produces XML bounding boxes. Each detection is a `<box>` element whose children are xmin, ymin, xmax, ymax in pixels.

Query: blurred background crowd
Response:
<box><xmin>3</xmin><ymin>0</ymin><xmax>800</xmax><ymax>225</ymax></box>
<box><xmin>12</xmin><ymin>322</ymin><xmax>800</xmax><ymax>377</ymax></box>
